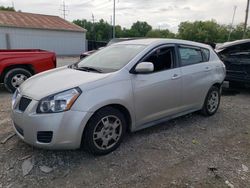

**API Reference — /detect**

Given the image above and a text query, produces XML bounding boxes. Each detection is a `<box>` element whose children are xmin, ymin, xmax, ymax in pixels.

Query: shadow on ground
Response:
<box><xmin>0</xmin><ymin>84</ymin><xmax>9</xmax><ymax>94</ymax></box>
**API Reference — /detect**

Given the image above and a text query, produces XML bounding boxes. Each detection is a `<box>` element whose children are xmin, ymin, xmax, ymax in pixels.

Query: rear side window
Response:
<box><xmin>179</xmin><ymin>47</ymin><xmax>203</xmax><ymax>66</ymax></box>
<box><xmin>201</xmin><ymin>48</ymin><xmax>210</xmax><ymax>62</ymax></box>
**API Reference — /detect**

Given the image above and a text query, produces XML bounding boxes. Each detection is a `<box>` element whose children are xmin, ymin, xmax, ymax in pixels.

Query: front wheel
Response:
<box><xmin>83</xmin><ymin>107</ymin><xmax>127</xmax><ymax>155</ymax></box>
<box><xmin>201</xmin><ymin>86</ymin><xmax>221</xmax><ymax>116</ymax></box>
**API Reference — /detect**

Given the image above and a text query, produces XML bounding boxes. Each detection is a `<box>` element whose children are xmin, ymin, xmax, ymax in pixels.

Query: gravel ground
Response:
<box><xmin>0</xmin><ymin>68</ymin><xmax>250</xmax><ymax>187</ymax></box>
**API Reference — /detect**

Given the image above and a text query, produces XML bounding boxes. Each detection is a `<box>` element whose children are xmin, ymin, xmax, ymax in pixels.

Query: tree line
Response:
<box><xmin>73</xmin><ymin>19</ymin><xmax>250</xmax><ymax>44</ymax></box>
<box><xmin>0</xmin><ymin>6</ymin><xmax>15</xmax><ymax>11</ymax></box>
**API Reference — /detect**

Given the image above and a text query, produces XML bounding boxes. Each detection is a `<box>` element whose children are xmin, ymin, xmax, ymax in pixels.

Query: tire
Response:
<box><xmin>4</xmin><ymin>68</ymin><xmax>32</xmax><ymax>93</ymax></box>
<box><xmin>83</xmin><ymin>107</ymin><xmax>127</xmax><ymax>155</ymax></box>
<box><xmin>201</xmin><ymin>86</ymin><xmax>221</xmax><ymax>116</ymax></box>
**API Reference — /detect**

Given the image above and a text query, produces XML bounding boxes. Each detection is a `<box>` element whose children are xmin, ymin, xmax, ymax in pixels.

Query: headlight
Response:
<box><xmin>37</xmin><ymin>88</ymin><xmax>81</xmax><ymax>113</ymax></box>
<box><xmin>12</xmin><ymin>88</ymin><xmax>20</xmax><ymax>108</ymax></box>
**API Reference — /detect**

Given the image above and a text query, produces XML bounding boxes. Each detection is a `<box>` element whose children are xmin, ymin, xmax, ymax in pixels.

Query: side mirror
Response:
<box><xmin>135</xmin><ymin>62</ymin><xmax>154</xmax><ymax>74</ymax></box>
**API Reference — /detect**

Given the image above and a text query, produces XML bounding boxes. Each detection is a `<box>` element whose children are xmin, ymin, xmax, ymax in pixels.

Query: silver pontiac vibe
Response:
<box><xmin>11</xmin><ymin>39</ymin><xmax>226</xmax><ymax>155</ymax></box>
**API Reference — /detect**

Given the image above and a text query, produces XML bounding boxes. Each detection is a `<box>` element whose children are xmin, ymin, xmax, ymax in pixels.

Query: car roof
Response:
<box><xmin>114</xmin><ymin>38</ymin><xmax>211</xmax><ymax>49</ymax></box>
<box><xmin>217</xmin><ymin>39</ymin><xmax>250</xmax><ymax>49</ymax></box>
<box><xmin>107</xmin><ymin>38</ymin><xmax>138</xmax><ymax>46</ymax></box>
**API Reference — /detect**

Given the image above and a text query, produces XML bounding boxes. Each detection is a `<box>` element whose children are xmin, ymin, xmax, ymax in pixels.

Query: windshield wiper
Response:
<box><xmin>77</xmin><ymin>66</ymin><xmax>103</xmax><ymax>73</ymax></box>
<box><xmin>68</xmin><ymin>62</ymin><xmax>78</xmax><ymax>69</ymax></box>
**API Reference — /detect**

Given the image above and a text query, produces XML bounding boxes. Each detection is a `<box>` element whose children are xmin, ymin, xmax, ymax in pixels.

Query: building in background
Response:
<box><xmin>0</xmin><ymin>11</ymin><xmax>86</xmax><ymax>56</ymax></box>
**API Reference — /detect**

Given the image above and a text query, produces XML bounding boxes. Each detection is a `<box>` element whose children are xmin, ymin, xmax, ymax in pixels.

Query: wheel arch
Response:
<box><xmin>205</xmin><ymin>82</ymin><xmax>223</xmax><ymax>96</ymax></box>
<box><xmin>212</xmin><ymin>82</ymin><xmax>222</xmax><ymax>89</ymax></box>
<box><xmin>200</xmin><ymin>82</ymin><xmax>222</xmax><ymax>110</ymax></box>
<box><xmin>80</xmin><ymin>103</ymin><xmax>133</xmax><ymax>148</ymax></box>
<box><xmin>201</xmin><ymin>82</ymin><xmax>222</xmax><ymax>116</ymax></box>
<box><xmin>0</xmin><ymin>64</ymin><xmax>35</xmax><ymax>83</ymax></box>
<box><xmin>87</xmin><ymin>103</ymin><xmax>132</xmax><ymax>132</ymax></box>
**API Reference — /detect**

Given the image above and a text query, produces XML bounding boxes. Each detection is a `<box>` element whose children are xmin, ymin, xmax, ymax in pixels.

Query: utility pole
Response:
<box><xmin>158</xmin><ymin>24</ymin><xmax>161</xmax><ymax>30</ymax></box>
<box><xmin>110</xmin><ymin>15</ymin><xmax>113</xmax><ymax>39</ymax></box>
<box><xmin>12</xmin><ymin>1</ymin><xmax>15</xmax><ymax>9</ymax></box>
<box><xmin>228</xmin><ymin>6</ymin><xmax>237</xmax><ymax>41</ymax></box>
<box><xmin>113</xmin><ymin>0</ymin><xmax>116</xmax><ymax>39</ymax></box>
<box><xmin>243</xmin><ymin>0</ymin><xmax>250</xmax><ymax>38</ymax></box>
<box><xmin>92</xmin><ymin>13</ymin><xmax>95</xmax><ymax>24</ymax></box>
<box><xmin>62</xmin><ymin>1</ymin><xmax>66</xmax><ymax>19</ymax></box>
<box><xmin>60</xmin><ymin>1</ymin><xmax>68</xmax><ymax>20</ymax></box>
<box><xmin>92</xmin><ymin>13</ymin><xmax>95</xmax><ymax>49</ymax></box>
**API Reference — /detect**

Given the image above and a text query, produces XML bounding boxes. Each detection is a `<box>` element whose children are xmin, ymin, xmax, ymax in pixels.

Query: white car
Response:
<box><xmin>11</xmin><ymin>39</ymin><xmax>226</xmax><ymax>155</ymax></box>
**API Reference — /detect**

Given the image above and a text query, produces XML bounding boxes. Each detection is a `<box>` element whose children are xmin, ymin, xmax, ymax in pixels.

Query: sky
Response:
<box><xmin>0</xmin><ymin>0</ymin><xmax>249</xmax><ymax>32</ymax></box>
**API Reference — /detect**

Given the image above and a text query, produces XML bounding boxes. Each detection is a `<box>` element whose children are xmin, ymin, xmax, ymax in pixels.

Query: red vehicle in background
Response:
<box><xmin>0</xmin><ymin>49</ymin><xmax>56</xmax><ymax>93</ymax></box>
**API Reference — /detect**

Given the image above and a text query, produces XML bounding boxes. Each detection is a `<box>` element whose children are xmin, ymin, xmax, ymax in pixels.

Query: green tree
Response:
<box><xmin>73</xmin><ymin>19</ymin><xmax>94</xmax><ymax>40</ymax></box>
<box><xmin>177</xmin><ymin>20</ymin><xmax>228</xmax><ymax>43</ymax></box>
<box><xmin>130</xmin><ymin>21</ymin><xmax>152</xmax><ymax>37</ymax></box>
<box><xmin>73</xmin><ymin>19</ymin><xmax>153</xmax><ymax>40</ymax></box>
<box><xmin>0</xmin><ymin>6</ymin><xmax>15</xmax><ymax>11</ymax></box>
<box><xmin>229</xmin><ymin>23</ymin><xmax>250</xmax><ymax>41</ymax></box>
<box><xmin>146</xmin><ymin>29</ymin><xmax>175</xmax><ymax>38</ymax></box>
<box><xmin>73</xmin><ymin>19</ymin><xmax>112</xmax><ymax>41</ymax></box>
<box><xmin>115</xmin><ymin>25</ymin><xmax>123</xmax><ymax>38</ymax></box>
<box><xmin>94</xmin><ymin>19</ymin><xmax>112</xmax><ymax>41</ymax></box>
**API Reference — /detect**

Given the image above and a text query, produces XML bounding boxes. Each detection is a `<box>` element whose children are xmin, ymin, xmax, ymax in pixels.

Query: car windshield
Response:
<box><xmin>77</xmin><ymin>44</ymin><xmax>145</xmax><ymax>73</ymax></box>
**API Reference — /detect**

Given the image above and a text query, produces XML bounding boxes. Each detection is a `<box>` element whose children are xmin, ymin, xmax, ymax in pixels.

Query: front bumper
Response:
<box><xmin>12</xmin><ymin>99</ymin><xmax>93</xmax><ymax>150</ymax></box>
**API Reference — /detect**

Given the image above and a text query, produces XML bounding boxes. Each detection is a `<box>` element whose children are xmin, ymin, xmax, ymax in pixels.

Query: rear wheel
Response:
<box><xmin>201</xmin><ymin>86</ymin><xmax>221</xmax><ymax>116</ymax></box>
<box><xmin>4</xmin><ymin>68</ymin><xmax>32</xmax><ymax>93</ymax></box>
<box><xmin>83</xmin><ymin>107</ymin><xmax>127</xmax><ymax>155</ymax></box>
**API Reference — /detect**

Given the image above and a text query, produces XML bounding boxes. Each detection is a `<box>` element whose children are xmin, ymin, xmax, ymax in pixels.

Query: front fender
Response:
<box><xmin>72</xmin><ymin>79</ymin><xmax>136</xmax><ymax>127</ymax></box>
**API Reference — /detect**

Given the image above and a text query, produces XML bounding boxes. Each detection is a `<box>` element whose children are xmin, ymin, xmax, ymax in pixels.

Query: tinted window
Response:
<box><xmin>227</xmin><ymin>46</ymin><xmax>240</xmax><ymax>54</ymax></box>
<box><xmin>202</xmin><ymin>48</ymin><xmax>210</xmax><ymax>62</ymax></box>
<box><xmin>143</xmin><ymin>47</ymin><xmax>174</xmax><ymax>72</ymax></box>
<box><xmin>179</xmin><ymin>47</ymin><xmax>203</xmax><ymax>66</ymax></box>
<box><xmin>220</xmin><ymin>43</ymin><xmax>250</xmax><ymax>64</ymax></box>
<box><xmin>235</xmin><ymin>43</ymin><xmax>250</xmax><ymax>64</ymax></box>
<box><xmin>222</xmin><ymin>43</ymin><xmax>250</xmax><ymax>55</ymax></box>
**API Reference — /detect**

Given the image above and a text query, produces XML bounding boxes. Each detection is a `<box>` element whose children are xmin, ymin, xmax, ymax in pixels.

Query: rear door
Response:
<box><xmin>178</xmin><ymin>45</ymin><xmax>213</xmax><ymax>110</ymax></box>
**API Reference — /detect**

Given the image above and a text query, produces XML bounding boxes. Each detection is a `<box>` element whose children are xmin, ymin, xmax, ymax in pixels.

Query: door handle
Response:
<box><xmin>171</xmin><ymin>74</ymin><xmax>181</xmax><ymax>80</ymax></box>
<box><xmin>204</xmin><ymin>67</ymin><xmax>211</xmax><ymax>72</ymax></box>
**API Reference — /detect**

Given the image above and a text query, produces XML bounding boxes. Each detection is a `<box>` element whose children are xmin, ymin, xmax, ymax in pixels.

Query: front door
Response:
<box><xmin>131</xmin><ymin>45</ymin><xmax>182</xmax><ymax>127</ymax></box>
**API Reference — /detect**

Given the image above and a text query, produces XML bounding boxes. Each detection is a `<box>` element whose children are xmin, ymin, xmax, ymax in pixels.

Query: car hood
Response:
<box><xmin>20</xmin><ymin>67</ymin><xmax>111</xmax><ymax>100</ymax></box>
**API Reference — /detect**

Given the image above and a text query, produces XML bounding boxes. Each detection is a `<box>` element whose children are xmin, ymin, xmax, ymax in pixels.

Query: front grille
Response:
<box><xmin>14</xmin><ymin>123</ymin><xmax>24</xmax><ymax>136</ymax></box>
<box><xmin>37</xmin><ymin>131</ymin><xmax>53</xmax><ymax>143</ymax></box>
<box><xmin>19</xmin><ymin>97</ymin><xmax>32</xmax><ymax>112</ymax></box>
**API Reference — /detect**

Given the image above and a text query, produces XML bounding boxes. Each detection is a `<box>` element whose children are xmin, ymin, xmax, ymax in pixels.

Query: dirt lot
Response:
<box><xmin>0</xmin><ymin>81</ymin><xmax>250</xmax><ymax>188</ymax></box>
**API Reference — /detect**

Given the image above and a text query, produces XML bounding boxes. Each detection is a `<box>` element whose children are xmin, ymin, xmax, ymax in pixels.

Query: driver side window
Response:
<box><xmin>143</xmin><ymin>47</ymin><xmax>175</xmax><ymax>73</ymax></box>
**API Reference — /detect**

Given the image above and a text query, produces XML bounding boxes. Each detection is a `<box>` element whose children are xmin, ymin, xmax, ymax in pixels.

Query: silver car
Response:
<box><xmin>11</xmin><ymin>39</ymin><xmax>226</xmax><ymax>155</ymax></box>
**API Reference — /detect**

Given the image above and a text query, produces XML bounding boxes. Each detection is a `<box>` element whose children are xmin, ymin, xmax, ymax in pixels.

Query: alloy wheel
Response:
<box><xmin>11</xmin><ymin>74</ymin><xmax>28</xmax><ymax>88</ymax></box>
<box><xmin>207</xmin><ymin>90</ymin><xmax>219</xmax><ymax>113</ymax></box>
<box><xmin>93</xmin><ymin>115</ymin><xmax>122</xmax><ymax>150</ymax></box>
